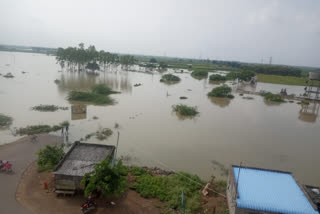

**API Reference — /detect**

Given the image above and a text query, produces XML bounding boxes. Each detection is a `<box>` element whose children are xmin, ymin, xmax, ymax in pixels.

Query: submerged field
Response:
<box><xmin>0</xmin><ymin>51</ymin><xmax>320</xmax><ymax>187</ymax></box>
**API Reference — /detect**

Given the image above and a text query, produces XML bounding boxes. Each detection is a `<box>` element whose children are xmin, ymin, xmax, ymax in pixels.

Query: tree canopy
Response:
<box><xmin>56</xmin><ymin>43</ymin><xmax>135</xmax><ymax>71</ymax></box>
<box><xmin>37</xmin><ymin>145</ymin><xmax>65</xmax><ymax>172</ymax></box>
<box><xmin>81</xmin><ymin>158</ymin><xmax>127</xmax><ymax>197</ymax></box>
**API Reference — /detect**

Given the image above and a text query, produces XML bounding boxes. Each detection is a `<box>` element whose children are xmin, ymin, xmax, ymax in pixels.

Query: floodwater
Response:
<box><xmin>1</xmin><ymin>52</ymin><xmax>319</xmax><ymax>186</ymax></box>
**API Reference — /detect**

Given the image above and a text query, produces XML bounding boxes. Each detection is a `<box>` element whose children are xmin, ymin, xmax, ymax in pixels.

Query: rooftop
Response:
<box><xmin>54</xmin><ymin>142</ymin><xmax>115</xmax><ymax>177</ymax></box>
<box><xmin>233</xmin><ymin>166</ymin><xmax>318</xmax><ymax>214</ymax></box>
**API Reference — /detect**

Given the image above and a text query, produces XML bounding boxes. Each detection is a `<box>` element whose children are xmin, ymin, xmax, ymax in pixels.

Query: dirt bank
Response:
<box><xmin>0</xmin><ymin>134</ymin><xmax>63</xmax><ymax>214</ymax></box>
<box><xmin>17</xmin><ymin>162</ymin><xmax>164</xmax><ymax>214</ymax></box>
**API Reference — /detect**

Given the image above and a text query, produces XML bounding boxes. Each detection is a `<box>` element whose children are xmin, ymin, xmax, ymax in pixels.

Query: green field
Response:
<box><xmin>257</xmin><ymin>74</ymin><xmax>307</xmax><ymax>86</ymax></box>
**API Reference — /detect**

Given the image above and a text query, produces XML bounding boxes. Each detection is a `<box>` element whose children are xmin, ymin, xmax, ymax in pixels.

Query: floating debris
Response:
<box><xmin>54</xmin><ymin>79</ymin><xmax>61</xmax><ymax>84</ymax></box>
<box><xmin>134</xmin><ymin>83</ymin><xmax>142</xmax><ymax>87</ymax></box>
<box><xmin>180</xmin><ymin>96</ymin><xmax>188</xmax><ymax>99</ymax></box>
<box><xmin>242</xmin><ymin>96</ymin><xmax>254</xmax><ymax>100</ymax></box>
<box><xmin>92</xmin><ymin>116</ymin><xmax>99</xmax><ymax>120</ymax></box>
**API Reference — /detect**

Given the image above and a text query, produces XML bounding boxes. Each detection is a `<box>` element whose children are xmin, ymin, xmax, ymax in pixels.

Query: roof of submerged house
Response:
<box><xmin>54</xmin><ymin>141</ymin><xmax>115</xmax><ymax>177</ymax></box>
<box><xmin>232</xmin><ymin>166</ymin><xmax>318</xmax><ymax>214</ymax></box>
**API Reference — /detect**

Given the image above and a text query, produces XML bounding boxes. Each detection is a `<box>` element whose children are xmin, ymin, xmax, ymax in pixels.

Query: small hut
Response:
<box><xmin>53</xmin><ymin>141</ymin><xmax>115</xmax><ymax>194</ymax></box>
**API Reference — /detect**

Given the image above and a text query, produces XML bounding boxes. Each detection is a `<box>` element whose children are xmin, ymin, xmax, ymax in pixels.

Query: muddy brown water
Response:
<box><xmin>0</xmin><ymin>51</ymin><xmax>319</xmax><ymax>186</ymax></box>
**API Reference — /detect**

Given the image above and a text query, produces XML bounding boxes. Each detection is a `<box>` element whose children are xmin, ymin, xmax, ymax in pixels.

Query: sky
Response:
<box><xmin>0</xmin><ymin>0</ymin><xmax>319</xmax><ymax>67</ymax></box>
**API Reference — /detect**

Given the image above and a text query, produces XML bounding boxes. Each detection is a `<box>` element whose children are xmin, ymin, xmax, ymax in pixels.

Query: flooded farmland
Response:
<box><xmin>0</xmin><ymin>51</ymin><xmax>319</xmax><ymax>186</ymax></box>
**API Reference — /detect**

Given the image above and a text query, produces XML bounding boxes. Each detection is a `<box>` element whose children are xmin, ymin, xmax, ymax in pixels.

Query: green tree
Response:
<box><xmin>37</xmin><ymin>145</ymin><xmax>65</xmax><ymax>172</ymax></box>
<box><xmin>81</xmin><ymin>158</ymin><xmax>127</xmax><ymax>197</ymax></box>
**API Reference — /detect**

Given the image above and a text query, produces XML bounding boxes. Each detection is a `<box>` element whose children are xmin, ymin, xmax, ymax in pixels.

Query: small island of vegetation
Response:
<box><xmin>260</xmin><ymin>92</ymin><xmax>285</xmax><ymax>102</ymax></box>
<box><xmin>16</xmin><ymin>121</ymin><xmax>70</xmax><ymax>135</ymax></box>
<box><xmin>85</xmin><ymin>127</ymin><xmax>113</xmax><ymax>141</ymax></box>
<box><xmin>32</xmin><ymin>104</ymin><xmax>68</xmax><ymax>112</ymax></box>
<box><xmin>209</xmin><ymin>74</ymin><xmax>227</xmax><ymax>81</ymax></box>
<box><xmin>208</xmin><ymin>85</ymin><xmax>234</xmax><ymax>98</ymax></box>
<box><xmin>160</xmin><ymin>74</ymin><xmax>181</xmax><ymax>83</ymax></box>
<box><xmin>0</xmin><ymin>114</ymin><xmax>13</xmax><ymax>128</ymax></box>
<box><xmin>172</xmin><ymin>104</ymin><xmax>199</xmax><ymax>117</ymax></box>
<box><xmin>191</xmin><ymin>70</ymin><xmax>208</xmax><ymax>79</ymax></box>
<box><xmin>68</xmin><ymin>84</ymin><xmax>117</xmax><ymax>105</ymax></box>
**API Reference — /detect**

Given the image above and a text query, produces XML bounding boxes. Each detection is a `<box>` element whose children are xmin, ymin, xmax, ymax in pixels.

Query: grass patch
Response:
<box><xmin>68</xmin><ymin>84</ymin><xmax>117</xmax><ymax>105</ymax></box>
<box><xmin>208</xmin><ymin>85</ymin><xmax>234</xmax><ymax>98</ymax></box>
<box><xmin>260</xmin><ymin>92</ymin><xmax>285</xmax><ymax>102</ymax></box>
<box><xmin>209</xmin><ymin>74</ymin><xmax>227</xmax><ymax>81</ymax></box>
<box><xmin>301</xmin><ymin>100</ymin><xmax>310</xmax><ymax>105</ymax></box>
<box><xmin>130</xmin><ymin>171</ymin><xmax>204</xmax><ymax>213</ymax></box>
<box><xmin>91</xmin><ymin>84</ymin><xmax>117</xmax><ymax>95</ymax></box>
<box><xmin>172</xmin><ymin>104</ymin><xmax>199</xmax><ymax>116</ymax></box>
<box><xmin>257</xmin><ymin>74</ymin><xmax>307</xmax><ymax>86</ymax></box>
<box><xmin>32</xmin><ymin>104</ymin><xmax>68</xmax><ymax>112</ymax></box>
<box><xmin>85</xmin><ymin>128</ymin><xmax>113</xmax><ymax>141</ymax></box>
<box><xmin>0</xmin><ymin>114</ymin><xmax>13</xmax><ymax>128</ymax></box>
<box><xmin>160</xmin><ymin>74</ymin><xmax>181</xmax><ymax>82</ymax></box>
<box><xmin>68</xmin><ymin>91</ymin><xmax>114</xmax><ymax>105</ymax></box>
<box><xmin>191</xmin><ymin>70</ymin><xmax>208</xmax><ymax>79</ymax></box>
<box><xmin>16</xmin><ymin>122</ymin><xmax>68</xmax><ymax>135</ymax></box>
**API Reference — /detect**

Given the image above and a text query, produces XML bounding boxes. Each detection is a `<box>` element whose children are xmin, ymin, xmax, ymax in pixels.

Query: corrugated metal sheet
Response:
<box><xmin>233</xmin><ymin>167</ymin><xmax>318</xmax><ymax>214</ymax></box>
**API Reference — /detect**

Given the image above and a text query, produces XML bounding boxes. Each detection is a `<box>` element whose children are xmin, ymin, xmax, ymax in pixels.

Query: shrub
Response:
<box><xmin>226</xmin><ymin>71</ymin><xmax>255</xmax><ymax>81</ymax></box>
<box><xmin>68</xmin><ymin>91</ymin><xmax>114</xmax><ymax>105</ymax></box>
<box><xmin>129</xmin><ymin>166</ymin><xmax>149</xmax><ymax>176</ymax></box>
<box><xmin>261</xmin><ymin>92</ymin><xmax>284</xmax><ymax>102</ymax></box>
<box><xmin>16</xmin><ymin>122</ymin><xmax>68</xmax><ymax>135</ymax></box>
<box><xmin>209</xmin><ymin>75</ymin><xmax>227</xmax><ymax>81</ymax></box>
<box><xmin>32</xmin><ymin>104</ymin><xmax>68</xmax><ymax>112</ymax></box>
<box><xmin>172</xmin><ymin>104</ymin><xmax>199</xmax><ymax>116</ymax></box>
<box><xmin>208</xmin><ymin>85</ymin><xmax>234</xmax><ymax>98</ymax></box>
<box><xmin>131</xmin><ymin>172</ymin><xmax>204</xmax><ymax>213</ymax></box>
<box><xmin>160</xmin><ymin>74</ymin><xmax>181</xmax><ymax>82</ymax></box>
<box><xmin>191</xmin><ymin>70</ymin><xmax>208</xmax><ymax>78</ymax></box>
<box><xmin>91</xmin><ymin>84</ymin><xmax>115</xmax><ymax>95</ymax></box>
<box><xmin>0</xmin><ymin>114</ymin><xmax>13</xmax><ymax>127</ymax></box>
<box><xmin>81</xmin><ymin>159</ymin><xmax>127</xmax><ymax>197</ymax></box>
<box><xmin>37</xmin><ymin>145</ymin><xmax>65</xmax><ymax>172</ymax></box>
<box><xmin>301</xmin><ymin>100</ymin><xmax>310</xmax><ymax>105</ymax></box>
<box><xmin>96</xmin><ymin>128</ymin><xmax>113</xmax><ymax>140</ymax></box>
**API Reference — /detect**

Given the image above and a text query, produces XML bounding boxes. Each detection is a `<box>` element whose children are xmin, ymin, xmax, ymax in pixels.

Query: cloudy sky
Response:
<box><xmin>0</xmin><ymin>0</ymin><xmax>319</xmax><ymax>67</ymax></box>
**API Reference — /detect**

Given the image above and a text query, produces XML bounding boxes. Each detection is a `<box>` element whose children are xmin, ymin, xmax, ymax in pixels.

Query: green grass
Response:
<box><xmin>68</xmin><ymin>84</ymin><xmax>116</xmax><ymax>105</ymax></box>
<box><xmin>85</xmin><ymin>128</ymin><xmax>113</xmax><ymax>141</ymax></box>
<box><xmin>32</xmin><ymin>104</ymin><xmax>68</xmax><ymax>112</ymax></box>
<box><xmin>68</xmin><ymin>91</ymin><xmax>114</xmax><ymax>105</ymax></box>
<box><xmin>209</xmin><ymin>74</ymin><xmax>227</xmax><ymax>81</ymax></box>
<box><xmin>160</xmin><ymin>74</ymin><xmax>181</xmax><ymax>82</ymax></box>
<box><xmin>260</xmin><ymin>92</ymin><xmax>285</xmax><ymax>102</ymax></box>
<box><xmin>208</xmin><ymin>85</ymin><xmax>234</xmax><ymax>98</ymax></box>
<box><xmin>257</xmin><ymin>74</ymin><xmax>307</xmax><ymax>86</ymax></box>
<box><xmin>130</xmin><ymin>171</ymin><xmax>204</xmax><ymax>213</ymax></box>
<box><xmin>172</xmin><ymin>104</ymin><xmax>199</xmax><ymax>116</ymax></box>
<box><xmin>0</xmin><ymin>114</ymin><xmax>13</xmax><ymax>127</ymax></box>
<box><xmin>91</xmin><ymin>84</ymin><xmax>117</xmax><ymax>95</ymax></box>
<box><xmin>191</xmin><ymin>70</ymin><xmax>208</xmax><ymax>79</ymax></box>
<box><xmin>16</xmin><ymin>122</ymin><xmax>67</xmax><ymax>135</ymax></box>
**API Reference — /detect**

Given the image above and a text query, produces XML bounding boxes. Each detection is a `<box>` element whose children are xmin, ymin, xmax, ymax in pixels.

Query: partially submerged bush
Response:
<box><xmin>3</xmin><ymin>72</ymin><xmax>14</xmax><ymax>78</ymax></box>
<box><xmin>209</xmin><ymin>74</ymin><xmax>227</xmax><ymax>81</ymax></box>
<box><xmin>130</xmin><ymin>172</ymin><xmax>204</xmax><ymax>213</ymax></box>
<box><xmin>172</xmin><ymin>104</ymin><xmax>199</xmax><ymax>116</ymax></box>
<box><xmin>0</xmin><ymin>114</ymin><xmax>13</xmax><ymax>128</ymax></box>
<box><xmin>32</xmin><ymin>104</ymin><xmax>68</xmax><ymax>112</ymax></box>
<box><xmin>208</xmin><ymin>85</ymin><xmax>234</xmax><ymax>98</ymax></box>
<box><xmin>37</xmin><ymin>145</ymin><xmax>65</xmax><ymax>172</ymax></box>
<box><xmin>91</xmin><ymin>84</ymin><xmax>116</xmax><ymax>95</ymax></box>
<box><xmin>260</xmin><ymin>92</ymin><xmax>284</xmax><ymax>102</ymax></box>
<box><xmin>160</xmin><ymin>74</ymin><xmax>181</xmax><ymax>82</ymax></box>
<box><xmin>85</xmin><ymin>128</ymin><xmax>113</xmax><ymax>141</ymax></box>
<box><xmin>16</xmin><ymin>122</ymin><xmax>67</xmax><ymax>135</ymax></box>
<box><xmin>68</xmin><ymin>91</ymin><xmax>114</xmax><ymax>105</ymax></box>
<box><xmin>68</xmin><ymin>84</ymin><xmax>117</xmax><ymax>105</ymax></box>
<box><xmin>301</xmin><ymin>100</ymin><xmax>310</xmax><ymax>105</ymax></box>
<box><xmin>191</xmin><ymin>70</ymin><xmax>208</xmax><ymax>79</ymax></box>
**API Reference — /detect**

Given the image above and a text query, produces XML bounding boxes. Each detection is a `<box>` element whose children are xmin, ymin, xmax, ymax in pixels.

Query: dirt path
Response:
<box><xmin>0</xmin><ymin>134</ymin><xmax>63</xmax><ymax>214</ymax></box>
<box><xmin>17</xmin><ymin>162</ymin><xmax>164</xmax><ymax>214</ymax></box>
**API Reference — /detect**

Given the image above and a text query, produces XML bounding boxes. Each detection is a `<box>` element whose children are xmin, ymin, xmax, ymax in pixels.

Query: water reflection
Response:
<box><xmin>57</xmin><ymin>70</ymin><xmax>132</xmax><ymax>94</ymax></box>
<box><xmin>299</xmin><ymin>102</ymin><xmax>320</xmax><ymax>123</ymax></box>
<box><xmin>209</xmin><ymin>97</ymin><xmax>231</xmax><ymax>108</ymax></box>
<box><xmin>71</xmin><ymin>104</ymin><xmax>87</xmax><ymax>120</ymax></box>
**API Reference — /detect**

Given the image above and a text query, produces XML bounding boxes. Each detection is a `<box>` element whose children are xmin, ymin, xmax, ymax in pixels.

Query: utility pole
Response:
<box><xmin>269</xmin><ymin>56</ymin><xmax>272</xmax><ymax>65</ymax></box>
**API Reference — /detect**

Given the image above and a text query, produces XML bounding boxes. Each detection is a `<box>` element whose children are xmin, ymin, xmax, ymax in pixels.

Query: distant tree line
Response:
<box><xmin>56</xmin><ymin>43</ymin><xmax>135</xmax><ymax>72</ymax></box>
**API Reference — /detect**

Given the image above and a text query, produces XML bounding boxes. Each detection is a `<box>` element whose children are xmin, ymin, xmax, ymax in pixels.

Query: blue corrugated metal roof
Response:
<box><xmin>233</xmin><ymin>167</ymin><xmax>318</xmax><ymax>214</ymax></box>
